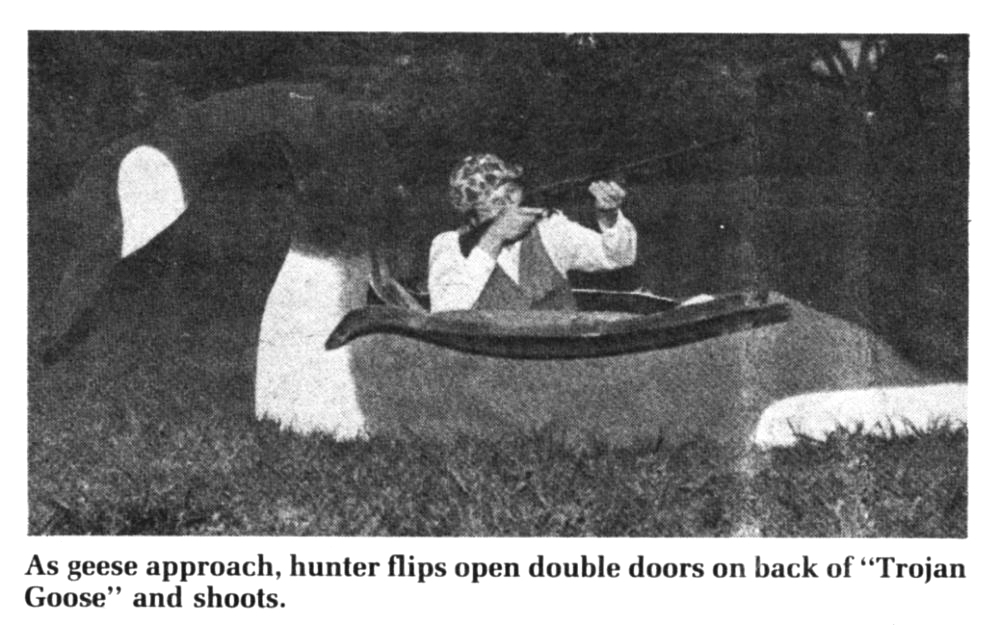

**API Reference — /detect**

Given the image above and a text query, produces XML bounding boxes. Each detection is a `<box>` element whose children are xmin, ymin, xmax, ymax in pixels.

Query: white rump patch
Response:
<box><xmin>754</xmin><ymin>383</ymin><xmax>967</xmax><ymax>449</ymax></box>
<box><xmin>256</xmin><ymin>247</ymin><xmax>370</xmax><ymax>439</ymax></box>
<box><xmin>117</xmin><ymin>145</ymin><xmax>187</xmax><ymax>258</ymax></box>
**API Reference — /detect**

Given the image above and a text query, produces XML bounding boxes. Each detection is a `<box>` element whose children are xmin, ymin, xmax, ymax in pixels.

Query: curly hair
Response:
<box><xmin>448</xmin><ymin>153</ymin><xmax>523</xmax><ymax>213</ymax></box>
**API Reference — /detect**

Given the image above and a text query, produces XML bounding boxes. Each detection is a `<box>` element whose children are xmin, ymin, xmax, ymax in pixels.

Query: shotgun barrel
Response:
<box><xmin>524</xmin><ymin>132</ymin><xmax>745</xmax><ymax>203</ymax></box>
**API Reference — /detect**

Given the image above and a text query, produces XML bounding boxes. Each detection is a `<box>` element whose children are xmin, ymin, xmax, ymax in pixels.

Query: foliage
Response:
<box><xmin>29</xmin><ymin>33</ymin><xmax>966</xmax><ymax>188</ymax></box>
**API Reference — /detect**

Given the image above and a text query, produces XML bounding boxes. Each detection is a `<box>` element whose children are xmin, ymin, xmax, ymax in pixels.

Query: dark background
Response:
<box><xmin>28</xmin><ymin>32</ymin><xmax>968</xmax><ymax>377</ymax></box>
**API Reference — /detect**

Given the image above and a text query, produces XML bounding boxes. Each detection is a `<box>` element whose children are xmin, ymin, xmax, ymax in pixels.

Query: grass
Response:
<box><xmin>28</xmin><ymin>337</ymin><xmax>967</xmax><ymax>537</ymax></box>
<box><xmin>748</xmin><ymin>427</ymin><xmax>967</xmax><ymax>537</ymax></box>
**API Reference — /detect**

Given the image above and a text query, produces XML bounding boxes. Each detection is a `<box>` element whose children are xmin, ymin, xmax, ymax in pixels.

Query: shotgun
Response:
<box><xmin>458</xmin><ymin>132</ymin><xmax>745</xmax><ymax>256</ymax></box>
<box><xmin>523</xmin><ymin>132</ymin><xmax>745</xmax><ymax>204</ymax></box>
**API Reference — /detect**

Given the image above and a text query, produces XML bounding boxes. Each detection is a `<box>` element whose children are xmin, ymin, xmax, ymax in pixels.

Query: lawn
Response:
<box><xmin>28</xmin><ymin>347</ymin><xmax>967</xmax><ymax>537</ymax></box>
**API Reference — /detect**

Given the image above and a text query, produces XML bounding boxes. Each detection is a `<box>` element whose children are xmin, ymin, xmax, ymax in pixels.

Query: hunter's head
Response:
<box><xmin>448</xmin><ymin>153</ymin><xmax>524</xmax><ymax>224</ymax></box>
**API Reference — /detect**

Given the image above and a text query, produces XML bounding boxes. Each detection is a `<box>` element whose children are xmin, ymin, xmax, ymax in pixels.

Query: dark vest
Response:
<box><xmin>472</xmin><ymin>226</ymin><xmax>577</xmax><ymax>311</ymax></box>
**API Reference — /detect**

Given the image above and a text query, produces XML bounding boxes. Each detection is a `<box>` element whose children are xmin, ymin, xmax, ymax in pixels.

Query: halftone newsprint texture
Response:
<box><xmin>28</xmin><ymin>33</ymin><xmax>967</xmax><ymax>537</ymax></box>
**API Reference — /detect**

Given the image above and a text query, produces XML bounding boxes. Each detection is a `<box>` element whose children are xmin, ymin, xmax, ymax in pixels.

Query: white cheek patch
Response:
<box><xmin>117</xmin><ymin>145</ymin><xmax>187</xmax><ymax>258</ymax></box>
<box><xmin>754</xmin><ymin>383</ymin><xmax>967</xmax><ymax>449</ymax></box>
<box><xmin>255</xmin><ymin>247</ymin><xmax>370</xmax><ymax>439</ymax></box>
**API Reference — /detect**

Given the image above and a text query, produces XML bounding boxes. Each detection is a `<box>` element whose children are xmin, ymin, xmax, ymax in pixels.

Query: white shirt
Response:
<box><xmin>428</xmin><ymin>210</ymin><xmax>637</xmax><ymax>312</ymax></box>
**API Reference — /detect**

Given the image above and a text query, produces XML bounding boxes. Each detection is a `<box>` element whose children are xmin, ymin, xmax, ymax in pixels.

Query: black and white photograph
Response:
<box><xmin>26</xmin><ymin>31</ymin><xmax>970</xmax><ymax>540</ymax></box>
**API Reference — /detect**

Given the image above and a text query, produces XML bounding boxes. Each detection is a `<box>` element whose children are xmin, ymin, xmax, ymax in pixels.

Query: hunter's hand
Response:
<box><xmin>478</xmin><ymin>206</ymin><xmax>546</xmax><ymax>257</ymax></box>
<box><xmin>589</xmin><ymin>180</ymin><xmax>626</xmax><ymax>227</ymax></box>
